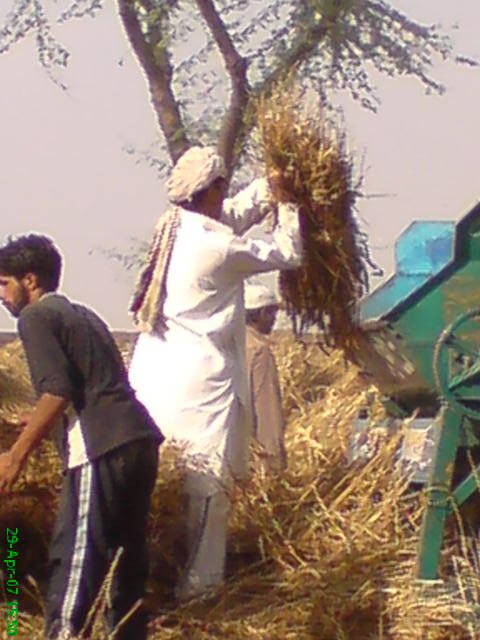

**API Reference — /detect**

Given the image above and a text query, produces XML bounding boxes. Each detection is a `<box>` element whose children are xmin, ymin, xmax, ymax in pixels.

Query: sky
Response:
<box><xmin>0</xmin><ymin>1</ymin><xmax>479</xmax><ymax>330</ymax></box>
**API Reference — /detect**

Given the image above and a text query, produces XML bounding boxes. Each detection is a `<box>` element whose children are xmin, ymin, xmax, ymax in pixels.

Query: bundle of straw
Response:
<box><xmin>258</xmin><ymin>84</ymin><xmax>379</xmax><ymax>354</ymax></box>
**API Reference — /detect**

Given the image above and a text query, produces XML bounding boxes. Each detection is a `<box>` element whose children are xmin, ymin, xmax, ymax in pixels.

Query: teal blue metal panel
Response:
<box><xmin>359</xmin><ymin>221</ymin><xmax>454</xmax><ymax>321</ymax></box>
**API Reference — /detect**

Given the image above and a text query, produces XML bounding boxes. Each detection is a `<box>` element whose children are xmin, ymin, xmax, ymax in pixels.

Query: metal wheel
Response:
<box><xmin>433</xmin><ymin>308</ymin><xmax>480</xmax><ymax>420</ymax></box>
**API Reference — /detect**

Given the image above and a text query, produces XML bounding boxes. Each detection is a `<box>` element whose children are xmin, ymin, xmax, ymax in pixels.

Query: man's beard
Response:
<box><xmin>3</xmin><ymin>287</ymin><xmax>29</xmax><ymax>318</ymax></box>
<box><xmin>2</xmin><ymin>301</ymin><xmax>20</xmax><ymax>318</ymax></box>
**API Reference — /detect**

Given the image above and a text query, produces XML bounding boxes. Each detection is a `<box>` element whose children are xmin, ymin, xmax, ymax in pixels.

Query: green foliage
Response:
<box><xmin>0</xmin><ymin>0</ymin><xmax>476</xmax><ymax>173</ymax></box>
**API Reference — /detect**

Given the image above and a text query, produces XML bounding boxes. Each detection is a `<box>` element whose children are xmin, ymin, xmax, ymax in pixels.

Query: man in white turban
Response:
<box><xmin>128</xmin><ymin>146</ymin><xmax>302</xmax><ymax>600</ymax></box>
<box><xmin>165</xmin><ymin>145</ymin><xmax>227</xmax><ymax>205</ymax></box>
<box><xmin>245</xmin><ymin>278</ymin><xmax>287</xmax><ymax>471</ymax></box>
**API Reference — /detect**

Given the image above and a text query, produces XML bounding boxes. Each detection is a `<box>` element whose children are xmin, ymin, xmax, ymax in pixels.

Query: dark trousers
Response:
<box><xmin>45</xmin><ymin>439</ymin><xmax>159</xmax><ymax>639</ymax></box>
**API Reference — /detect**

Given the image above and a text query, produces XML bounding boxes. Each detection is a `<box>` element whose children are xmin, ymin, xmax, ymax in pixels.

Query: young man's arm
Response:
<box><xmin>0</xmin><ymin>303</ymin><xmax>75</xmax><ymax>494</ymax></box>
<box><xmin>0</xmin><ymin>393</ymin><xmax>69</xmax><ymax>493</ymax></box>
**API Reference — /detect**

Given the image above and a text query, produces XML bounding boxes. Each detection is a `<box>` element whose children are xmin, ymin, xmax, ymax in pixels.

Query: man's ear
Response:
<box><xmin>22</xmin><ymin>272</ymin><xmax>40</xmax><ymax>291</ymax></box>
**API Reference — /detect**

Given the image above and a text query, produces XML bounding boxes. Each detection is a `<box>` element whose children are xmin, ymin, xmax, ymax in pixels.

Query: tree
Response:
<box><xmin>0</xmin><ymin>0</ymin><xmax>476</xmax><ymax>181</ymax></box>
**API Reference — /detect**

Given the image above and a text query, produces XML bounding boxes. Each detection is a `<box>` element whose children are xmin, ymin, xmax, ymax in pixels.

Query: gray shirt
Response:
<box><xmin>18</xmin><ymin>294</ymin><xmax>162</xmax><ymax>468</ymax></box>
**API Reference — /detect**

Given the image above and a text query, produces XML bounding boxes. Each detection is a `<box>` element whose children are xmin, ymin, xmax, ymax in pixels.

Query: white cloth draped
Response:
<box><xmin>128</xmin><ymin>179</ymin><xmax>302</xmax><ymax>480</ymax></box>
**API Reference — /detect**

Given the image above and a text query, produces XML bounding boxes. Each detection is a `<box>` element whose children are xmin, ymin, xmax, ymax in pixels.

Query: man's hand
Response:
<box><xmin>0</xmin><ymin>450</ymin><xmax>23</xmax><ymax>494</ymax></box>
<box><xmin>18</xmin><ymin>412</ymin><xmax>32</xmax><ymax>427</ymax></box>
<box><xmin>4</xmin><ymin>394</ymin><xmax>69</xmax><ymax>493</ymax></box>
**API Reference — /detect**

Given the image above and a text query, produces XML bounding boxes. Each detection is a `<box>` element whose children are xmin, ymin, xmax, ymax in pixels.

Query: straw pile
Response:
<box><xmin>257</xmin><ymin>84</ymin><xmax>378</xmax><ymax>355</ymax></box>
<box><xmin>0</xmin><ymin>340</ymin><xmax>35</xmax><ymax>438</ymax></box>
<box><xmin>1</xmin><ymin>335</ymin><xmax>480</xmax><ymax>639</ymax></box>
<box><xmin>0</xmin><ymin>341</ymin><xmax>60</xmax><ymax>612</ymax></box>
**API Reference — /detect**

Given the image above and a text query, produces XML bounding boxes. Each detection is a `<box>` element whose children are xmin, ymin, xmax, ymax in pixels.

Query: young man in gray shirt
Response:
<box><xmin>0</xmin><ymin>234</ymin><xmax>163</xmax><ymax>639</ymax></box>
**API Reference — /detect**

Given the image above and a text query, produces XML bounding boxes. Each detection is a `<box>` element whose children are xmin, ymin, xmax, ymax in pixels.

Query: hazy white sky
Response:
<box><xmin>0</xmin><ymin>1</ymin><xmax>478</xmax><ymax>330</ymax></box>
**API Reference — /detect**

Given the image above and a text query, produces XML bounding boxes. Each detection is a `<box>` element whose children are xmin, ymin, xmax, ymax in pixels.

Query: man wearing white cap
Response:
<box><xmin>245</xmin><ymin>279</ymin><xmax>286</xmax><ymax>471</ymax></box>
<box><xmin>128</xmin><ymin>146</ymin><xmax>303</xmax><ymax>600</ymax></box>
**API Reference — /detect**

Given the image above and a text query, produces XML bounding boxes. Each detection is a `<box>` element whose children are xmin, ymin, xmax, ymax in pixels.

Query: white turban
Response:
<box><xmin>245</xmin><ymin>279</ymin><xmax>281</xmax><ymax>310</ymax></box>
<box><xmin>166</xmin><ymin>146</ymin><xmax>227</xmax><ymax>204</ymax></box>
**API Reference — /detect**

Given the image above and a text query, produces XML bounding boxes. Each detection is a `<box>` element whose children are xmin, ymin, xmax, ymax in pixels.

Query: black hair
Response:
<box><xmin>246</xmin><ymin>308</ymin><xmax>263</xmax><ymax>325</ymax></box>
<box><xmin>0</xmin><ymin>234</ymin><xmax>62</xmax><ymax>291</ymax></box>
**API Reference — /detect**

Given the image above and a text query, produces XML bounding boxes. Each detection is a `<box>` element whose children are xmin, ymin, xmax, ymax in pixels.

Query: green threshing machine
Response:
<box><xmin>357</xmin><ymin>201</ymin><xmax>480</xmax><ymax>581</ymax></box>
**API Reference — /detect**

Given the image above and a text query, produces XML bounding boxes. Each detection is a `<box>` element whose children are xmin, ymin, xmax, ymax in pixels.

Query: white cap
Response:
<box><xmin>166</xmin><ymin>146</ymin><xmax>227</xmax><ymax>204</ymax></box>
<box><xmin>244</xmin><ymin>280</ymin><xmax>281</xmax><ymax>310</ymax></box>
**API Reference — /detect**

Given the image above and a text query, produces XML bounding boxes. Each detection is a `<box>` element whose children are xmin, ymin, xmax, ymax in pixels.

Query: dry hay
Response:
<box><xmin>385</xmin><ymin>547</ymin><xmax>480</xmax><ymax>640</ymax></box>
<box><xmin>1</xmin><ymin>336</ymin><xmax>479</xmax><ymax>639</ymax></box>
<box><xmin>271</xmin><ymin>331</ymin><xmax>348</xmax><ymax>417</ymax></box>
<box><xmin>0</xmin><ymin>340</ymin><xmax>35</xmax><ymax>448</ymax></box>
<box><xmin>0</xmin><ymin>339</ymin><xmax>61</xmax><ymax>613</ymax></box>
<box><xmin>257</xmin><ymin>83</ymin><xmax>379</xmax><ymax>356</ymax></box>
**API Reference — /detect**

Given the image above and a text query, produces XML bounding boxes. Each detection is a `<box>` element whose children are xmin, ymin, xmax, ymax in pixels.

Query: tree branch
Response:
<box><xmin>254</xmin><ymin>21</ymin><xmax>331</xmax><ymax>101</ymax></box>
<box><xmin>116</xmin><ymin>0</ymin><xmax>189</xmax><ymax>163</ymax></box>
<box><xmin>194</xmin><ymin>0</ymin><xmax>248</xmax><ymax>175</ymax></box>
<box><xmin>217</xmin><ymin>19</ymin><xmax>331</xmax><ymax>177</ymax></box>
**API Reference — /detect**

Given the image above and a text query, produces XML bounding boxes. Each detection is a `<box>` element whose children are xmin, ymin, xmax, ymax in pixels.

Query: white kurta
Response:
<box><xmin>129</xmin><ymin>180</ymin><xmax>302</xmax><ymax>480</ymax></box>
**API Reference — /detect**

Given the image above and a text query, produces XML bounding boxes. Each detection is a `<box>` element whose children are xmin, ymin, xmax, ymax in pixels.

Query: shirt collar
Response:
<box><xmin>39</xmin><ymin>291</ymin><xmax>58</xmax><ymax>302</ymax></box>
